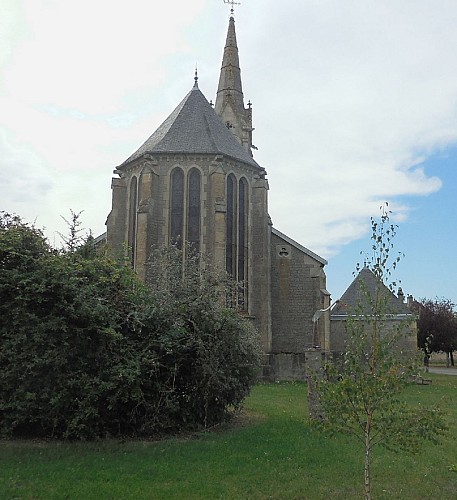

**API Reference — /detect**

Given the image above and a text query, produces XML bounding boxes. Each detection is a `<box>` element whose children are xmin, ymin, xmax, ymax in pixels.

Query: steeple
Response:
<box><xmin>215</xmin><ymin>15</ymin><xmax>254</xmax><ymax>155</ymax></box>
<box><xmin>215</xmin><ymin>16</ymin><xmax>244</xmax><ymax>114</ymax></box>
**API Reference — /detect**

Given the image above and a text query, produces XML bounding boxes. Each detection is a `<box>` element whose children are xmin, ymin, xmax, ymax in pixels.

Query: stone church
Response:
<box><xmin>106</xmin><ymin>15</ymin><xmax>331</xmax><ymax>379</ymax></box>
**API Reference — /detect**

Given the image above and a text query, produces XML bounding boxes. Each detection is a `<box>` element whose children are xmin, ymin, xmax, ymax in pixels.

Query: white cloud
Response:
<box><xmin>4</xmin><ymin>0</ymin><xmax>208</xmax><ymax>114</ymax></box>
<box><xmin>1</xmin><ymin>0</ymin><xmax>456</xmax><ymax>260</ymax></box>
<box><xmin>0</xmin><ymin>128</ymin><xmax>53</xmax><ymax>206</ymax></box>
<box><xmin>243</xmin><ymin>0</ymin><xmax>457</xmax><ymax>255</ymax></box>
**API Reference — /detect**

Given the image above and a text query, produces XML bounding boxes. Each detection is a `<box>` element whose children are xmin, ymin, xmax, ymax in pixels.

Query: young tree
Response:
<box><xmin>314</xmin><ymin>204</ymin><xmax>447</xmax><ymax>500</ymax></box>
<box><xmin>58</xmin><ymin>209</ymin><xmax>87</xmax><ymax>252</ymax></box>
<box><xmin>415</xmin><ymin>298</ymin><xmax>457</xmax><ymax>367</ymax></box>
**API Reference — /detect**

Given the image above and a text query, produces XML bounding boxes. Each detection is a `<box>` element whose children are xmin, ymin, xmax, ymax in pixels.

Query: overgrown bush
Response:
<box><xmin>0</xmin><ymin>213</ymin><xmax>261</xmax><ymax>439</ymax></box>
<box><xmin>144</xmin><ymin>246</ymin><xmax>261</xmax><ymax>428</ymax></box>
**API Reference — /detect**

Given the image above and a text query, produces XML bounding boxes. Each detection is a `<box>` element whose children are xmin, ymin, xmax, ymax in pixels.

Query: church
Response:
<box><xmin>105</xmin><ymin>14</ymin><xmax>334</xmax><ymax>380</ymax></box>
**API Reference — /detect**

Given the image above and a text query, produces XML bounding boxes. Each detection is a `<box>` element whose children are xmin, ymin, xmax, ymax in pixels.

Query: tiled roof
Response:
<box><xmin>120</xmin><ymin>84</ymin><xmax>260</xmax><ymax>169</ymax></box>
<box><xmin>331</xmin><ymin>267</ymin><xmax>412</xmax><ymax>318</ymax></box>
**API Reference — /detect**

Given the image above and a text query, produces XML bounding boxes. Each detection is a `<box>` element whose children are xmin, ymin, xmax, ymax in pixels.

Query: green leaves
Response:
<box><xmin>0</xmin><ymin>215</ymin><xmax>260</xmax><ymax>439</ymax></box>
<box><xmin>314</xmin><ymin>205</ymin><xmax>447</xmax><ymax>498</ymax></box>
<box><xmin>415</xmin><ymin>298</ymin><xmax>457</xmax><ymax>359</ymax></box>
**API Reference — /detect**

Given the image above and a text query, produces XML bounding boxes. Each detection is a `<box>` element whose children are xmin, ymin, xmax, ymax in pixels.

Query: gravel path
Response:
<box><xmin>428</xmin><ymin>366</ymin><xmax>457</xmax><ymax>376</ymax></box>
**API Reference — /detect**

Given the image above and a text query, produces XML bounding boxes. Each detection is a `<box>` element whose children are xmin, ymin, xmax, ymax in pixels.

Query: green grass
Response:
<box><xmin>1</xmin><ymin>375</ymin><xmax>456</xmax><ymax>499</ymax></box>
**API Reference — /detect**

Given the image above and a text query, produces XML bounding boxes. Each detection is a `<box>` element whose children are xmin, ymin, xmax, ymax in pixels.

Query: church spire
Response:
<box><xmin>215</xmin><ymin>15</ymin><xmax>244</xmax><ymax>114</ymax></box>
<box><xmin>215</xmin><ymin>14</ymin><xmax>254</xmax><ymax>155</ymax></box>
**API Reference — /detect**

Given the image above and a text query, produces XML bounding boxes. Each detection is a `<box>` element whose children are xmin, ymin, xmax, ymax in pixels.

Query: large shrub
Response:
<box><xmin>0</xmin><ymin>214</ymin><xmax>261</xmax><ymax>439</ymax></box>
<box><xmin>144</xmin><ymin>246</ymin><xmax>261</xmax><ymax>429</ymax></box>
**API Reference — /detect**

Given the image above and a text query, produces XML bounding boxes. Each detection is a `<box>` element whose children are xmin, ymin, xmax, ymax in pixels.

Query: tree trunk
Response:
<box><xmin>364</xmin><ymin>426</ymin><xmax>372</xmax><ymax>500</ymax></box>
<box><xmin>451</xmin><ymin>351</ymin><xmax>454</xmax><ymax>366</ymax></box>
<box><xmin>446</xmin><ymin>351</ymin><xmax>450</xmax><ymax>368</ymax></box>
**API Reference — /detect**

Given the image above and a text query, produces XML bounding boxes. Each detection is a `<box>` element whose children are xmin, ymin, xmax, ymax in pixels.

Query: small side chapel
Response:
<box><xmin>106</xmin><ymin>14</ymin><xmax>330</xmax><ymax>379</ymax></box>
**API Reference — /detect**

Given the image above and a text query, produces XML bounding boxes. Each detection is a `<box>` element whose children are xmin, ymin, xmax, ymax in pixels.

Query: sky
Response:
<box><xmin>1</xmin><ymin>0</ymin><xmax>457</xmax><ymax>305</ymax></box>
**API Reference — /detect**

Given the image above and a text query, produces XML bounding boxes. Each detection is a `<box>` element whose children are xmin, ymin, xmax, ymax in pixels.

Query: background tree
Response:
<box><xmin>314</xmin><ymin>204</ymin><xmax>447</xmax><ymax>500</ymax></box>
<box><xmin>415</xmin><ymin>298</ymin><xmax>457</xmax><ymax>367</ymax></box>
<box><xmin>58</xmin><ymin>209</ymin><xmax>87</xmax><ymax>252</ymax></box>
<box><xmin>0</xmin><ymin>213</ymin><xmax>260</xmax><ymax>439</ymax></box>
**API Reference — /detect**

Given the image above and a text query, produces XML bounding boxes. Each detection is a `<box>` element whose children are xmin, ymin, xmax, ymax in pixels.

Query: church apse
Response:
<box><xmin>105</xmin><ymin>11</ymin><xmax>330</xmax><ymax>379</ymax></box>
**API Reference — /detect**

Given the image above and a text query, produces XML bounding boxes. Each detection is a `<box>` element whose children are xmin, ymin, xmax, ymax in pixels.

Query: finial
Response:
<box><xmin>193</xmin><ymin>64</ymin><xmax>198</xmax><ymax>88</ymax></box>
<box><xmin>223</xmin><ymin>0</ymin><xmax>240</xmax><ymax>17</ymax></box>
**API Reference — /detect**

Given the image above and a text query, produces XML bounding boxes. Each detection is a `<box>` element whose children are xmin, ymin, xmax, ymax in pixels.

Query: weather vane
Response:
<box><xmin>223</xmin><ymin>0</ymin><xmax>240</xmax><ymax>16</ymax></box>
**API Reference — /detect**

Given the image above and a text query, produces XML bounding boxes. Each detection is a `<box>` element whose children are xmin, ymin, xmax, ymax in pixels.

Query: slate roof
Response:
<box><xmin>120</xmin><ymin>82</ymin><xmax>260</xmax><ymax>169</ymax></box>
<box><xmin>331</xmin><ymin>267</ymin><xmax>412</xmax><ymax>318</ymax></box>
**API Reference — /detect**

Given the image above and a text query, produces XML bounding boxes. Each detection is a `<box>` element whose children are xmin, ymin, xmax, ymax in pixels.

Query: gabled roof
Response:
<box><xmin>119</xmin><ymin>82</ymin><xmax>260</xmax><ymax>169</ymax></box>
<box><xmin>272</xmin><ymin>227</ymin><xmax>327</xmax><ymax>266</ymax></box>
<box><xmin>331</xmin><ymin>267</ymin><xmax>412</xmax><ymax>318</ymax></box>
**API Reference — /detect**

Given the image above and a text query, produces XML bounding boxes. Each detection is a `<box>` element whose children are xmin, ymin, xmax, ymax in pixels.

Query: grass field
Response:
<box><xmin>1</xmin><ymin>374</ymin><xmax>456</xmax><ymax>499</ymax></box>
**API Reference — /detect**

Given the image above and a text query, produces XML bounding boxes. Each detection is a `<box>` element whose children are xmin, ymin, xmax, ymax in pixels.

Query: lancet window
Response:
<box><xmin>169</xmin><ymin>167</ymin><xmax>201</xmax><ymax>251</ymax></box>
<box><xmin>226</xmin><ymin>174</ymin><xmax>236</xmax><ymax>275</ymax></box>
<box><xmin>128</xmin><ymin>176</ymin><xmax>138</xmax><ymax>267</ymax></box>
<box><xmin>225</xmin><ymin>174</ymin><xmax>249</xmax><ymax>309</ymax></box>
<box><xmin>170</xmin><ymin>168</ymin><xmax>184</xmax><ymax>248</ymax></box>
<box><xmin>187</xmin><ymin>168</ymin><xmax>201</xmax><ymax>252</ymax></box>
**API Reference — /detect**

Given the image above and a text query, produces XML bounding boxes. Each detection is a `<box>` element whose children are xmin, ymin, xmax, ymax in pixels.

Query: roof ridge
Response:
<box><xmin>331</xmin><ymin>267</ymin><xmax>412</xmax><ymax>316</ymax></box>
<box><xmin>272</xmin><ymin>227</ymin><xmax>327</xmax><ymax>265</ymax></box>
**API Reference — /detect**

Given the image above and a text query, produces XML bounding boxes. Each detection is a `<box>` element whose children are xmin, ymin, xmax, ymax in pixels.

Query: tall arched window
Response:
<box><xmin>187</xmin><ymin>168</ymin><xmax>201</xmax><ymax>252</ymax></box>
<box><xmin>238</xmin><ymin>177</ymin><xmax>248</xmax><ymax>307</ymax></box>
<box><xmin>170</xmin><ymin>168</ymin><xmax>184</xmax><ymax>248</ymax></box>
<box><xmin>225</xmin><ymin>174</ymin><xmax>249</xmax><ymax>310</ymax></box>
<box><xmin>226</xmin><ymin>174</ymin><xmax>236</xmax><ymax>275</ymax></box>
<box><xmin>128</xmin><ymin>176</ymin><xmax>138</xmax><ymax>267</ymax></box>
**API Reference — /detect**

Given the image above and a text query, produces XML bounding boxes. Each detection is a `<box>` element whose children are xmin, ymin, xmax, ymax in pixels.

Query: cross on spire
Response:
<box><xmin>194</xmin><ymin>64</ymin><xmax>198</xmax><ymax>88</ymax></box>
<box><xmin>223</xmin><ymin>0</ymin><xmax>240</xmax><ymax>17</ymax></box>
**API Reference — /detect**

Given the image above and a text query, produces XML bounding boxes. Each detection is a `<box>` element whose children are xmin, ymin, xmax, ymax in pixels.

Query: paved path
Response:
<box><xmin>428</xmin><ymin>367</ymin><xmax>457</xmax><ymax>376</ymax></box>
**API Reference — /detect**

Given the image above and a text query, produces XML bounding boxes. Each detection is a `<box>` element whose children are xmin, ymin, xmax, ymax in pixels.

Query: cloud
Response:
<box><xmin>0</xmin><ymin>129</ymin><xmax>52</xmax><ymax>201</ymax></box>
<box><xmin>0</xmin><ymin>127</ymin><xmax>109</xmax><ymax>243</ymax></box>
<box><xmin>0</xmin><ymin>0</ymin><xmax>212</xmax><ymax>244</ymax></box>
<box><xmin>1</xmin><ymin>0</ymin><xmax>456</xmax><ymax>259</ymax></box>
<box><xmin>4</xmin><ymin>0</ymin><xmax>208</xmax><ymax>114</ymax></box>
<box><xmin>242</xmin><ymin>0</ymin><xmax>457</xmax><ymax>255</ymax></box>
<box><xmin>0</xmin><ymin>127</ymin><xmax>54</xmax><ymax>231</ymax></box>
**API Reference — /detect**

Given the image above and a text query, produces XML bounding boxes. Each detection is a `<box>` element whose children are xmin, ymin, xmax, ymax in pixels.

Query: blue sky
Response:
<box><xmin>1</xmin><ymin>0</ymin><xmax>456</xmax><ymax>305</ymax></box>
<box><xmin>330</xmin><ymin>149</ymin><xmax>457</xmax><ymax>304</ymax></box>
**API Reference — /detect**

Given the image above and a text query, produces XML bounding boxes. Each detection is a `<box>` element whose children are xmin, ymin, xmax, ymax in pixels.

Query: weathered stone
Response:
<box><xmin>103</xmin><ymin>15</ymin><xmax>380</xmax><ymax>384</ymax></box>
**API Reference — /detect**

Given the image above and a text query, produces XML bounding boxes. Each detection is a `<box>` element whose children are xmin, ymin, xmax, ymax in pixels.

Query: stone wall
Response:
<box><xmin>107</xmin><ymin>152</ymin><xmax>272</xmax><ymax>350</ymax></box>
<box><xmin>330</xmin><ymin>316</ymin><xmax>418</xmax><ymax>355</ymax></box>
<box><xmin>261</xmin><ymin>349</ymin><xmax>328</xmax><ymax>384</ymax></box>
<box><xmin>270</xmin><ymin>231</ymin><xmax>327</xmax><ymax>353</ymax></box>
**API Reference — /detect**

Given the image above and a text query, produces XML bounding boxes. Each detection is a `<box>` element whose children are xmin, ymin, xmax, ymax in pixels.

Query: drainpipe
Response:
<box><xmin>312</xmin><ymin>300</ymin><xmax>340</xmax><ymax>349</ymax></box>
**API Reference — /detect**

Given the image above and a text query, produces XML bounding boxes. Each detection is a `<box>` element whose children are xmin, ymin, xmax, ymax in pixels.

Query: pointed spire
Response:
<box><xmin>214</xmin><ymin>15</ymin><xmax>254</xmax><ymax>155</ymax></box>
<box><xmin>215</xmin><ymin>16</ymin><xmax>244</xmax><ymax>113</ymax></box>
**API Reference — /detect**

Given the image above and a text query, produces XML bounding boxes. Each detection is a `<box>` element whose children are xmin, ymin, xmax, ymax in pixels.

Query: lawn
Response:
<box><xmin>1</xmin><ymin>374</ymin><xmax>456</xmax><ymax>499</ymax></box>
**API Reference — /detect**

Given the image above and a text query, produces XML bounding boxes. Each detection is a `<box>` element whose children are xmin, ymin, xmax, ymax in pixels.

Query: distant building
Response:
<box><xmin>330</xmin><ymin>267</ymin><xmax>417</xmax><ymax>354</ymax></box>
